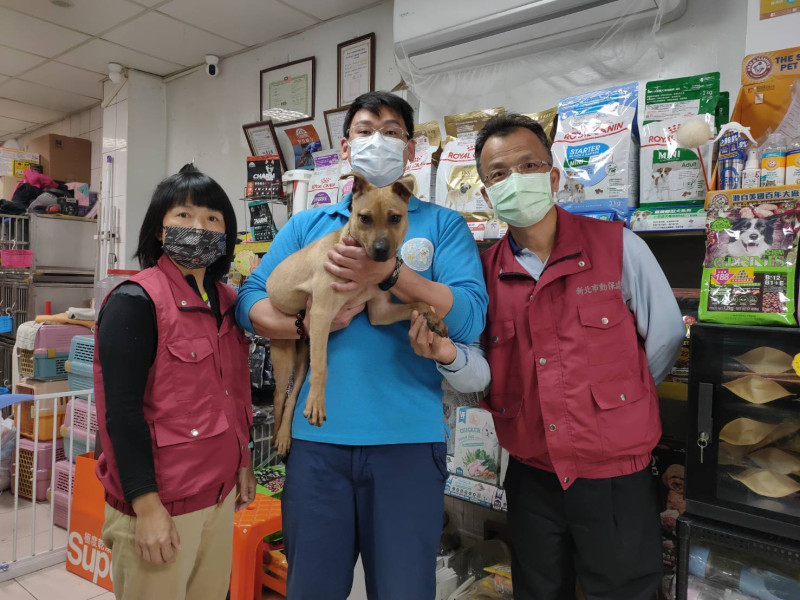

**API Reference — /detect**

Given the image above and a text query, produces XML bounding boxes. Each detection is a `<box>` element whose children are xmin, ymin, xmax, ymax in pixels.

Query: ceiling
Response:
<box><xmin>0</xmin><ymin>0</ymin><xmax>382</xmax><ymax>142</ymax></box>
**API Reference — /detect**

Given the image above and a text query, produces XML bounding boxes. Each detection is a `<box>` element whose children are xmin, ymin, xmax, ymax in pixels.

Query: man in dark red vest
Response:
<box><xmin>446</xmin><ymin>114</ymin><xmax>685</xmax><ymax>600</ymax></box>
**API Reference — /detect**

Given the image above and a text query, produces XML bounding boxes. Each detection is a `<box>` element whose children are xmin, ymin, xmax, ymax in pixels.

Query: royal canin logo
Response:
<box><xmin>444</xmin><ymin>150</ymin><xmax>474</xmax><ymax>161</ymax></box>
<box><xmin>648</xmin><ymin>134</ymin><xmax>675</xmax><ymax>144</ymax></box>
<box><xmin>563</xmin><ymin>122</ymin><xmax>624</xmax><ymax>141</ymax></box>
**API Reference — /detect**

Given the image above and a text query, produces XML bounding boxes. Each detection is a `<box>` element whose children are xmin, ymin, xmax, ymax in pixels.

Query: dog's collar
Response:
<box><xmin>335</xmin><ymin>192</ymin><xmax>421</xmax><ymax>217</ymax></box>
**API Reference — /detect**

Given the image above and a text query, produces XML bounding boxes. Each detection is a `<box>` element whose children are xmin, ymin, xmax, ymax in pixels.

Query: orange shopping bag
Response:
<box><xmin>66</xmin><ymin>452</ymin><xmax>113</xmax><ymax>591</ymax></box>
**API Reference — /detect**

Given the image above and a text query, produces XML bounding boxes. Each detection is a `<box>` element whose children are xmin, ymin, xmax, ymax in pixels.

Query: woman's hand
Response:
<box><xmin>408</xmin><ymin>310</ymin><xmax>457</xmax><ymax>364</ymax></box>
<box><xmin>236</xmin><ymin>464</ymin><xmax>256</xmax><ymax>511</ymax></box>
<box><xmin>131</xmin><ymin>492</ymin><xmax>181</xmax><ymax>564</ymax></box>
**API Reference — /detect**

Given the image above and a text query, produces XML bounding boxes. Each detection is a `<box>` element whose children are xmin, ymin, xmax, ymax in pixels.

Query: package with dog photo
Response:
<box><xmin>306</xmin><ymin>150</ymin><xmax>340</xmax><ymax>209</ymax></box>
<box><xmin>403</xmin><ymin>145</ymin><xmax>435</xmax><ymax>202</ymax></box>
<box><xmin>436</xmin><ymin>137</ymin><xmax>494</xmax><ymax>238</ymax></box>
<box><xmin>699</xmin><ymin>195</ymin><xmax>800</xmax><ymax>325</ymax></box>
<box><xmin>453</xmin><ymin>407</ymin><xmax>499</xmax><ymax>484</ymax></box>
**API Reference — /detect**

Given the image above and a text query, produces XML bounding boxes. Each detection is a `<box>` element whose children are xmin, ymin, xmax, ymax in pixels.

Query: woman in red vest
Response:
<box><xmin>94</xmin><ymin>164</ymin><xmax>255</xmax><ymax>600</ymax></box>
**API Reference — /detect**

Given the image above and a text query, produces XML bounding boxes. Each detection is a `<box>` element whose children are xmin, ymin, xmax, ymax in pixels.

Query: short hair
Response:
<box><xmin>475</xmin><ymin>114</ymin><xmax>553</xmax><ymax>177</ymax></box>
<box><xmin>342</xmin><ymin>91</ymin><xmax>415</xmax><ymax>140</ymax></box>
<box><xmin>134</xmin><ymin>164</ymin><xmax>237</xmax><ymax>282</ymax></box>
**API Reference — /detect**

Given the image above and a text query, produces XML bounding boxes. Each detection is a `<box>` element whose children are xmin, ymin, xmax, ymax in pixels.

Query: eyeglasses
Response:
<box><xmin>346</xmin><ymin>124</ymin><xmax>410</xmax><ymax>141</ymax></box>
<box><xmin>483</xmin><ymin>160</ymin><xmax>553</xmax><ymax>186</ymax></box>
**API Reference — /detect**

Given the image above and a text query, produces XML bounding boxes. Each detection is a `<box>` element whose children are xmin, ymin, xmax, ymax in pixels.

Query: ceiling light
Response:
<box><xmin>108</xmin><ymin>63</ymin><xmax>124</xmax><ymax>84</ymax></box>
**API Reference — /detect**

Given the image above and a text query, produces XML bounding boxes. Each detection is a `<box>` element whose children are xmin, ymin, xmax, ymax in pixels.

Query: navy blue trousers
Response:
<box><xmin>283</xmin><ymin>439</ymin><xmax>448</xmax><ymax>600</ymax></box>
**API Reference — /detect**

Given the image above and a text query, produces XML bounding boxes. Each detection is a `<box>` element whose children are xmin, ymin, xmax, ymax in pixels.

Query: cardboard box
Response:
<box><xmin>0</xmin><ymin>147</ymin><xmax>38</xmax><ymax>177</ymax></box>
<box><xmin>25</xmin><ymin>134</ymin><xmax>90</xmax><ymax>183</ymax></box>
<box><xmin>1</xmin><ymin>175</ymin><xmax>22</xmax><ymax>200</ymax></box>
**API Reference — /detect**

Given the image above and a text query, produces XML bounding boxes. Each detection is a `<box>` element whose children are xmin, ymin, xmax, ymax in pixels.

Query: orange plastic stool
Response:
<box><xmin>230</xmin><ymin>494</ymin><xmax>285</xmax><ymax>599</ymax></box>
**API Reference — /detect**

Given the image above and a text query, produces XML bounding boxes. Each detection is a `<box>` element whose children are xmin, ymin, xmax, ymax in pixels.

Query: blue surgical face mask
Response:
<box><xmin>486</xmin><ymin>172</ymin><xmax>554</xmax><ymax>227</ymax></box>
<box><xmin>347</xmin><ymin>133</ymin><xmax>407</xmax><ymax>188</ymax></box>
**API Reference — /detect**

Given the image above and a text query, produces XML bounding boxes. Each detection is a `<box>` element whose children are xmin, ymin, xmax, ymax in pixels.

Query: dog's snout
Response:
<box><xmin>749</xmin><ymin>233</ymin><xmax>759</xmax><ymax>240</ymax></box>
<box><xmin>372</xmin><ymin>239</ymin><xmax>390</xmax><ymax>261</ymax></box>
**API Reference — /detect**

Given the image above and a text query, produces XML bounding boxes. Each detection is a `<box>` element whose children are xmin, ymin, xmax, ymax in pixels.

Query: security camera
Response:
<box><xmin>205</xmin><ymin>55</ymin><xmax>219</xmax><ymax>78</ymax></box>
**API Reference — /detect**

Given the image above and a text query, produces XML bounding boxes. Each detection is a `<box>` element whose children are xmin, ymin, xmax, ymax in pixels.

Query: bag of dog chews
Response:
<box><xmin>552</xmin><ymin>82</ymin><xmax>639</xmax><ymax>220</ymax></box>
<box><xmin>700</xmin><ymin>195</ymin><xmax>800</xmax><ymax>326</ymax></box>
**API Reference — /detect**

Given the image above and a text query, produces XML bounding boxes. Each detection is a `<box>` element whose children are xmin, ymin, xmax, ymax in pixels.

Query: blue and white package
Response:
<box><xmin>552</xmin><ymin>82</ymin><xmax>639</xmax><ymax>220</ymax></box>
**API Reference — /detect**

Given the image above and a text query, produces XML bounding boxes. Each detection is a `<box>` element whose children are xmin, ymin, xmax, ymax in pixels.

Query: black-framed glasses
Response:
<box><xmin>483</xmin><ymin>160</ymin><xmax>552</xmax><ymax>186</ymax></box>
<box><xmin>346</xmin><ymin>124</ymin><xmax>409</xmax><ymax>141</ymax></box>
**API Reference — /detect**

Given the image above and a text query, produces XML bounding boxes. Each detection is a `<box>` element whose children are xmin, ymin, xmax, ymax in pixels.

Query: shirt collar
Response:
<box><xmin>331</xmin><ymin>191</ymin><xmax>421</xmax><ymax>217</ymax></box>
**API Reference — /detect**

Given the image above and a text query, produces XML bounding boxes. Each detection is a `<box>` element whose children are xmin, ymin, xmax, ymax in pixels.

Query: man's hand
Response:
<box><xmin>408</xmin><ymin>309</ymin><xmax>457</xmax><ymax>364</ymax></box>
<box><xmin>236</xmin><ymin>464</ymin><xmax>256</xmax><ymax>511</ymax></box>
<box><xmin>305</xmin><ymin>296</ymin><xmax>366</xmax><ymax>333</ymax></box>
<box><xmin>131</xmin><ymin>492</ymin><xmax>181</xmax><ymax>564</ymax></box>
<box><xmin>324</xmin><ymin>237</ymin><xmax>396</xmax><ymax>292</ymax></box>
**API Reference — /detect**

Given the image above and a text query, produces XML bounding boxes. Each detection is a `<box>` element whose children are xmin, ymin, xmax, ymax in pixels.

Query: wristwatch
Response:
<box><xmin>378</xmin><ymin>256</ymin><xmax>403</xmax><ymax>291</ymax></box>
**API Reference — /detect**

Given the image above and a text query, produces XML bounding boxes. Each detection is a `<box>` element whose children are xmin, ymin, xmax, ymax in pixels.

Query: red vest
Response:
<box><xmin>480</xmin><ymin>207</ymin><xmax>660</xmax><ymax>489</ymax></box>
<box><xmin>95</xmin><ymin>254</ymin><xmax>252</xmax><ymax>515</ymax></box>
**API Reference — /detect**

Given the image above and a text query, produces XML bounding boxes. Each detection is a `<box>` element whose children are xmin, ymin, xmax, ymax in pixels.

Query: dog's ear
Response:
<box><xmin>391</xmin><ymin>175</ymin><xmax>414</xmax><ymax>203</ymax></box>
<box><xmin>344</xmin><ymin>172</ymin><xmax>372</xmax><ymax>197</ymax></box>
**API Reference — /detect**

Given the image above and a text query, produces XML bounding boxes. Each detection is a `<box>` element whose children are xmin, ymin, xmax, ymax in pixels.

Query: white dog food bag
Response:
<box><xmin>306</xmin><ymin>150</ymin><xmax>341</xmax><ymax>209</ymax></box>
<box><xmin>699</xmin><ymin>195</ymin><xmax>800</xmax><ymax>326</ymax></box>
<box><xmin>551</xmin><ymin>82</ymin><xmax>639</xmax><ymax>220</ymax></box>
<box><xmin>453</xmin><ymin>407</ymin><xmax>499</xmax><ymax>485</ymax></box>
<box><xmin>436</xmin><ymin>138</ymin><xmax>494</xmax><ymax>239</ymax></box>
<box><xmin>640</xmin><ymin>73</ymin><xmax>719</xmax><ymax>206</ymax></box>
<box><xmin>403</xmin><ymin>145</ymin><xmax>435</xmax><ymax>202</ymax></box>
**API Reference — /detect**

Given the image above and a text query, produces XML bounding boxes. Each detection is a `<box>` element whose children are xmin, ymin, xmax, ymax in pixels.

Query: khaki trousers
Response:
<box><xmin>102</xmin><ymin>491</ymin><xmax>235</xmax><ymax>600</ymax></box>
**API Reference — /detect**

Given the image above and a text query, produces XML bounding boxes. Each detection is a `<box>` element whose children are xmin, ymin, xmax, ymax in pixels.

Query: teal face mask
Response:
<box><xmin>485</xmin><ymin>172</ymin><xmax>554</xmax><ymax>227</ymax></box>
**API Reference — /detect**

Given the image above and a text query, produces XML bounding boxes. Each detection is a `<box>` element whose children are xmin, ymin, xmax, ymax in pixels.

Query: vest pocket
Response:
<box><xmin>578</xmin><ymin>300</ymin><xmax>634</xmax><ymax>366</ymax></box>
<box><xmin>485</xmin><ymin>318</ymin><xmax>516</xmax><ymax>347</ymax></box>
<box><xmin>590</xmin><ymin>377</ymin><xmax>655</xmax><ymax>457</ymax></box>
<box><xmin>482</xmin><ymin>393</ymin><xmax>522</xmax><ymax>420</ymax></box>
<box><xmin>153</xmin><ymin>409</ymin><xmax>230</xmax><ymax>447</ymax></box>
<box><xmin>167</xmin><ymin>337</ymin><xmax>214</xmax><ymax>363</ymax></box>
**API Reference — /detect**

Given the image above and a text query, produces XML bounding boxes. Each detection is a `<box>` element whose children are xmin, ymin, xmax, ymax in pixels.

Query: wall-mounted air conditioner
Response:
<box><xmin>394</xmin><ymin>0</ymin><xmax>687</xmax><ymax>74</ymax></box>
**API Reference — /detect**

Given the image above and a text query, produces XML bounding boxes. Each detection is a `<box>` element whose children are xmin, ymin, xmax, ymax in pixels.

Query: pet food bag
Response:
<box><xmin>699</xmin><ymin>195</ymin><xmax>800</xmax><ymax>325</ymax></box>
<box><xmin>640</xmin><ymin>74</ymin><xmax>719</xmax><ymax>206</ymax></box>
<box><xmin>436</xmin><ymin>137</ymin><xmax>495</xmax><ymax>240</ymax></box>
<box><xmin>525</xmin><ymin>107</ymin><xmax>558</xmax><ymax>142</ymax></box>
<box><xmin>444</xmin><ymin>108</ymin><xmax>505</xmax><ymax>143</ymax></box>
<box><xmin>403</xmin><ymin>145</ymin><xmax>435</xmax><ymax>202</ymax></box>
<box><xmin>453</xmin><ymin>407</ymin><xmax>499</xmax><ymax>485</ymax></box>
<box><xmin>306</xmin><ymin>150</ymin><xmax>340</xmax><ymax>209</ymax></box>
<box><xmin>552</xmin><ymin>82</ymin><xmax>639</xmax><ymax>220</ymax></box>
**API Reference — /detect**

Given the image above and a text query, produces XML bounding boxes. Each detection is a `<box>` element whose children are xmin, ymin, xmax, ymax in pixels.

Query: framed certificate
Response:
<box><xmin>260</xmin><ymin>57</ymin><xmax>315</xmax><ymax>127</ymax></box>
<box><xmin>324</xmin><ymin>105</ymin><xmax>351</xmax><ymax>147</ymax></box>
<box><xmin>242</xmin><ymin>120</ymin><xmax>287</xmax><ymax>171</ymax></box>
<box><xmin>337</xmin><ymin>33</ymin><xmax>375</xmax><ymax>107</ymax></box>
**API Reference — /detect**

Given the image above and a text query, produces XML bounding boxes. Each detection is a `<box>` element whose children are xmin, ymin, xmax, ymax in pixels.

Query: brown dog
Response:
<box><xmin>266</xmin><ymin>172</ymin><xmax>448</xmax><ymax>455</ymax></box>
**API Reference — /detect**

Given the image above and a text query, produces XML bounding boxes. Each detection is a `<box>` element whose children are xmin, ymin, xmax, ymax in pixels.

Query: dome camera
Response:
<box><xmin>205</xmin><ymin>55</ymin><xmax>220</xmax><ymax>78</ymax></box>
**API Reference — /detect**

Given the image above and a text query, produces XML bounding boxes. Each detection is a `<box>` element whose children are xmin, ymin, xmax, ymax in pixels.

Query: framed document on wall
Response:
<box><xmin>260</xmin><ymin>57</ymin><xmax>315</xmax><ymax>127</ymax></box>
<box><xmin>337</xmin><ymin>33</ymin><xmax>375</xmax><ymax>107</ymax></box>
<box><xmin>324</xmin><ymin>105</ymin><xmax>350</xmax><ymax>147</ymax></box>
<box><xmin>242</xmin><ymin>120</ymin><xmax>287</xmax><ymax>171</ymax></box>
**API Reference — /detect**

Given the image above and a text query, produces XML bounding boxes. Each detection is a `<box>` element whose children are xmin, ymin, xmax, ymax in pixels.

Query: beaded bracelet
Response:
<box><xmin>295</xmin><ymin>309</ymin><xmax>307</xmax><ymax>340</ymax></box>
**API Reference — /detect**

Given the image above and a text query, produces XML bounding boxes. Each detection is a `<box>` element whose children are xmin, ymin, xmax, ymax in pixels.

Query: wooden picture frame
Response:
<box><xmin>259</xmin><ymin>57</ymin><xmax>316</xmax><ymax>127</ymax></box>
<box><xmin>337</xmin><ymin>33</ymin><xmax>375</xmax><ymax>107</ymax></box>
<box><xmin>323</xmin><ymin>105</ymin><xmax>351</xmax><ymax>148</ymax></box>
<box><xmin>242</xmin><ymin>120</ymin><xmax>287</xmax><ymax>171</ymax></box>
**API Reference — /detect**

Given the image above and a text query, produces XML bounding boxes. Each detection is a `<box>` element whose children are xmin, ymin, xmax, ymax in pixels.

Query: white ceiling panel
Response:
<box><xmin>102</xmin><ymin>12</ymin><xmax>245</xmax><ymax>67</ymax></box>
<box><xmin>0</xmin><ymin>75</ymin><xmax>7</xmax><ymax>87</ymax></box>
<box><xmin>287</xmin><ymin>0</ymin><xmax>383</xmax><ymax>21</ymax></box>
<box><xmin>0</xmin><ymin>79</ymin><xmax>99</xmax><ymax>114</ymax></box>
<box><xmin>0</xmin><ymin>8</ymin><xmax>90</xmax><ymax>58</ymax></box>
<box><xmin>0</xmin><ymin>115</ymin><xmax>36</xmax><ymax>134</ymax></box>
<box><xmin>59</xmin><ymin>38</ymin><xmax>183</xmax><ymax>76</ymax></box>
<box><xmin>0</xmin><ymin>46</ymin><xmax>47</xmax><ymax>77</ymax></box>
<box><xmin>0</xmin><ymin>0</ymin><xmax>145</xmax><ymax>36</ymax></box>
<box><xmin>21</xmin><ymin>62</ymin><xmax>105</xmax><ymax>100</ymax></box>
<box><xmin>126</xmin><ymin>0</ymin><xmax>166</xmax><ymax>6</ymax></box>
<box><xmin>0</xmin><ymin>97</ymin><xmax>64</xmax><ymax>123</ymax></box>
<box><xmin>159</xmin><ymin>0</ymin><xmax>318</xmax><ymax>47</ymax></box>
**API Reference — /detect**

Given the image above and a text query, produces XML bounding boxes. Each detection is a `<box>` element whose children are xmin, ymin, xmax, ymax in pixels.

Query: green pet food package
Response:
<box><xmin>700</xmin><ymin>195</ymin><xmax>800</xmax><ymax>326</ymax></box>
<box><xmin>454</xmin><ymin>407</ymin><xmax>499</xmax><ymax>485</ymax></box>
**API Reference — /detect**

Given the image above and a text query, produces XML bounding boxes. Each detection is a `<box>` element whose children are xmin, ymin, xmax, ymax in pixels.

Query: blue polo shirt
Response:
<box><xmin>236</xmin><ymin>194</ymin><xmax>488</xmax><ymax>445</ymax></box>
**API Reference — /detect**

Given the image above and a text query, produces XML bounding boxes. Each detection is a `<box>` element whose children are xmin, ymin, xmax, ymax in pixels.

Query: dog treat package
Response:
<box><xmin>306</xmin><ymin>150</ymin><xmax>340</xmax><ymax>209</ymax></box>
<box><xmin>733</xmin><ymin>346</ymin><xmax>794</xmax><ymax>374</ymax></box>
<box><xmin>453</xmin><ymin>407</ymin><xmax>499</xmax><ymax>485</ymax></box>
<box><xmin>551</xmin><ymin>82</ymin><xmax>639</xmax><ymax>220</ymax></box>
<box><xmin>730</xmin><ymin>468</ymin><xmax>800</xmax><ymax>498</ymax></box>
<box><xmin>699</xmin><ymin>195</ymin><xmax>800</xmax><ymax>325</ymax></box>
<box><xmin>436</xmin><ymin>137</ymin><xmax>495</xmax><ymax>239</ymax></box>
<box><xmin>640</xmin><ymin>73</ymin><xmax>720</xmax><ymax>206</ymax></box>
<box><xmin>722</xmin><ymin>375</ymin><xmax>791</xmax><ymax>404</ymax></box>
<box><xmin>245</xmin><ymin>154</ymin><xmax>283</xmax><ymax>199</ymax></box>
<box><xmin>444</xmin><ymin>108</ymin><xmax>505</xmax><ymax>143</ymax></box>
<box><xmin>525</xmin><ymin>107</ymin><xmax>558</xmax><ymax>142</ymax></box>
<box><xmin>403</xmin><ymin>145</ymin><xmax>435</xmax><ymax>202</ymax></box>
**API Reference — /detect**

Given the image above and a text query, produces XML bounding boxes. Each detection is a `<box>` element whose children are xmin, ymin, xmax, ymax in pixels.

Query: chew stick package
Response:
<box><xmin>552</xmin><ymin>83</ymin><xmax>639</xmax><ymax>220</ymax></box>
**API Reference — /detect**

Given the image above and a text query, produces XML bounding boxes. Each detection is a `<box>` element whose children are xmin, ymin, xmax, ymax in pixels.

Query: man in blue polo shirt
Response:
<box><xmin>236</xmin><ymin>91</ymin><xmax>487</xmax><ymax>600</ymax></box>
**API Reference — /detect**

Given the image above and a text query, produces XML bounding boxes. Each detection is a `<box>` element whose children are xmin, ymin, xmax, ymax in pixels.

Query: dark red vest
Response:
<box><xmin>480</xmin><ymin>208</ymin><xmax>660</xmax><ymax>488</ymax></box>
<box><xmin>95</xmin><ymin>254</ymin><xmax>252</xmax><ymax>515</ymax></box>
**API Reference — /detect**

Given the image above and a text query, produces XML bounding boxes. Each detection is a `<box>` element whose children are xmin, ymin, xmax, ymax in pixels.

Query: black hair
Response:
<box><xmin>475</xmin><ymin>113</ymin><xmax>552</xmax><ymax>177</ymax></box>
<box><xmin>342</xmin><ymin>91</ymin><xmax>415</xmax><ymax>139</ymax></box>
<box><xmin>134</xmin><ymin>164</ymin><xmax>237</xmax><ymax>282</ymax></box>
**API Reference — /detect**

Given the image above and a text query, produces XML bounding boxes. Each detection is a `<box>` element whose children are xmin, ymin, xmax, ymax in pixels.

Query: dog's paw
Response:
<box><xmin>303</xmin><ymin>397</ymin><xmax>327</xmax><ymax>427</ymax></box>
<box><xmin>423</xmin><ymin>311</ymin><xmax>449</xmax><ymax>337</ymax></box>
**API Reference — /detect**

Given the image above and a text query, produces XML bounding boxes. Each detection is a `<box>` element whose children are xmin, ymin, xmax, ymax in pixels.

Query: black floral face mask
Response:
<box><xmin>162</xmin><ymin>226</ymin><xmax>226</xmax><ymax>269</ymax></box>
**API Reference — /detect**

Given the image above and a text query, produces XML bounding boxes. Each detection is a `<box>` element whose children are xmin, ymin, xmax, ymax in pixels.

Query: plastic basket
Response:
<box><xmin>66</xmin><ymin>360</ymin><xmax>93</xmax><ymax>395</ymax></box>
<box><xmin>18</xmin><ymin>349</ymin><xmax>69</xmax><ymax>380</ymax></box>
<box><xmin>12</xmin><ymin>463</ymin><xmax>50</xmax><ymax>501</ymax></box>
<box><xmin>63</xmin><ymin>397</ymin><xmax>97</xmax><ymax>434</ymax></box>
<box><xmin>1</xmin><ymin>249</ymin><xmax>33</xmax><ymax>268</ymax></box>
<box><xmin>16</xmin><ymin>437</ymin><xmax>66</xmax><ymax>467</ymax></box>
<box><xmin>68</xmin><ymin>335</ymin><xmax>95</xmax><ymax>363</ymax></box>
<box><xmin>14</xmin><ymin>397</ymin><xmax>68</xmax><ymax>440</ymax></box>
<box><xmin>0</xmin><ymin>315</ymin><xmax>12</xmax><ymax>333</ymax></box>
<box><xmin>53</xmin><ymin>459</ymin><xmax>75</xmax><ymax>495</ymax></box>
<box><xmin>60</xmin><ymin>425</ymin><xmax>96</xmax><ymax>463</ymax></box>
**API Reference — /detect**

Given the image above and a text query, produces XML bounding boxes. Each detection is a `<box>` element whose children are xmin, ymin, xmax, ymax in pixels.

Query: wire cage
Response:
<box><xmin>251</xmin><ymin>405</ymin><xmax>279</xmax><ymax>469</ymax></box>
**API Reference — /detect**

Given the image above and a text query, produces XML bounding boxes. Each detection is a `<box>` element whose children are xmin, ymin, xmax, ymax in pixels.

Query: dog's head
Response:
<box><xmin>343</xmin><ymin>172</ymin><xmax>413</xmax><ymax>262</ymax></box>
<box><xmin>728</xmin><ymin>216</ymin><xmax>777</xmax><ymax>253</ymax></box>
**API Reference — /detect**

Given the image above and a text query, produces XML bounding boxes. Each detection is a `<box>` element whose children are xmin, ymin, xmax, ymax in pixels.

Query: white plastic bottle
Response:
<box><xmin>786</xmin><ymin>135</ymin><xmax>800</xmax><ymax>186</ymax></box>
<box><xmin>741</xmin><ymin>147</ymin><xmax>761</xmax><ymax>189</ymax></box>
<box><xmin>760</xmin><ymin>133</ymin><xmax>787</xmax><ymax>187</ymax></box>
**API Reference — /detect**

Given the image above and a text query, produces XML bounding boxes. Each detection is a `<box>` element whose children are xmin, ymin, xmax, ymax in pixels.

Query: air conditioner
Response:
<box><xmin>394</xmin><ymin>0</ymin><xmax>687</xmax><ymax>74</ymax></box>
